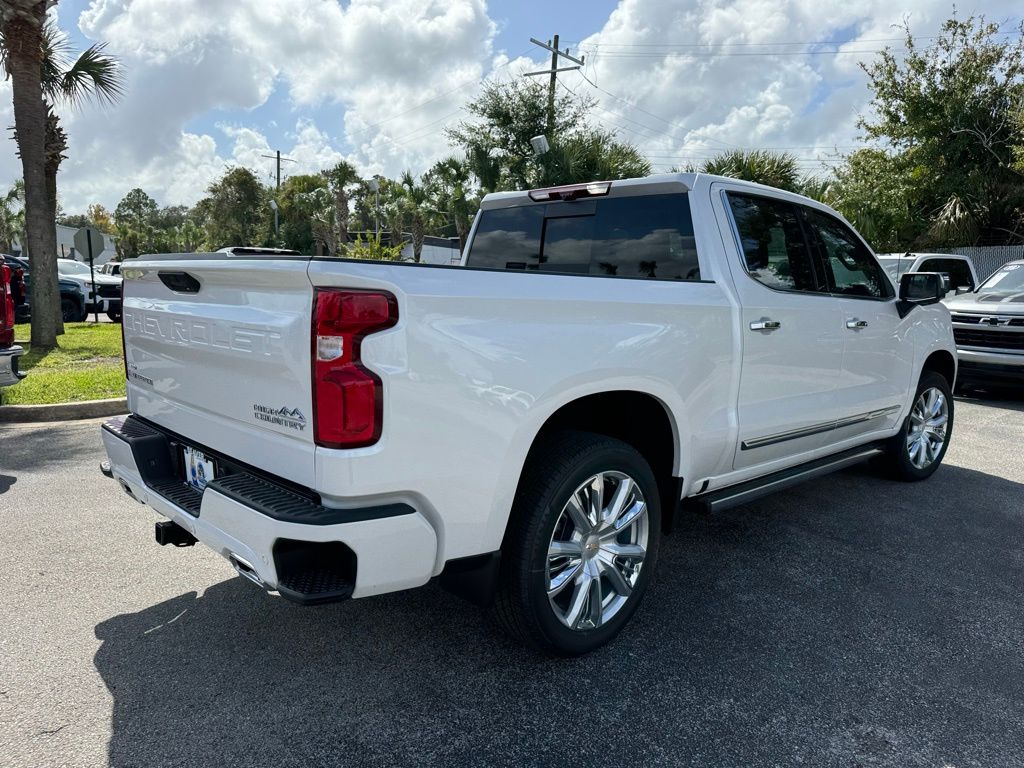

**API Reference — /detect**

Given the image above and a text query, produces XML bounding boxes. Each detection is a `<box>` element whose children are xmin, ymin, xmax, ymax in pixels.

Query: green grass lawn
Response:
<box><xmin>2</xmin><ymin>322</ymin><xmax>126</xmax><ymax>405</ymax></box>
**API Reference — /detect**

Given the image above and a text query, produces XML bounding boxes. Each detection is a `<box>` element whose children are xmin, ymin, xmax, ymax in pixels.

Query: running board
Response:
<box><xmin>686</xmin><ymin>444</ymin><xmax>885</xmax><ymax>514</ymax></box>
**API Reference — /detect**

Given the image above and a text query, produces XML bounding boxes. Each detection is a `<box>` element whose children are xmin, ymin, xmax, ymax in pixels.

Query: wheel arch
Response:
<box><xmin>921</xmin><ymin>348</ymin><xmax>956</xmax><ymax>388</ymax></box>
<box><xmin>514</xmin><ymin>389</ymin><xmax>682</xmax><ymax>535</ymax></box>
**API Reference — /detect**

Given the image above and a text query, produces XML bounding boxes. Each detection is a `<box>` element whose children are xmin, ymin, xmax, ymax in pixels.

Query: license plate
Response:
<box><xmin>183</xmin><ymin>446</ymin><xmax>215</xmax><ymax>491</ymax></box>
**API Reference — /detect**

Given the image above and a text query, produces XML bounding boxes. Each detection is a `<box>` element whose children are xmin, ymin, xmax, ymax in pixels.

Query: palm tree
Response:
<box><xmin>322</xmin><ymin>160</ymin><xmax>361</xmax><ymax>247</ymax></box>
<box><xmin>0</xmin><ymin>181</ymin><xmax>25</xmax><ymax>253</ymax></box>
<box><xmin>700</xmin><ymin>150</ymin><xmax>801</xmax><ymax>192</ymax></box>
<box><xmin>1</xmin><ymin>0</ymin><xmax>60</xmax><ymax>348</ymax></box>
<box><xmin>426</xmin><ymin>157</ymin><xmax>475</xmax><ymax>253</ymax></box>
<box><xmin>399</xmin><ymin>171</ymin><xmax>435</xmax><ymax>263</ymax></box>
<box><xmin>40</xmin><ymin>21</ymin><xmax>124</xmax><ymax>228</ymax></box>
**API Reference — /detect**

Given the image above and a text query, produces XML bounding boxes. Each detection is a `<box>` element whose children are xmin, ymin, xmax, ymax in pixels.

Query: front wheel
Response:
<box><xmin>493</xmin><ymin>431</ymin><xmax>661</xmax><ymax>656</ymax></box>
<box><xmin>884</xmin><ymin>371</ymin><xmax>954</xmax><ymax>481</ymax></box>
<box><xmin>61</xmin><ymin>298</ymin><xmax>85</xmax><ymax>322</ymax></box>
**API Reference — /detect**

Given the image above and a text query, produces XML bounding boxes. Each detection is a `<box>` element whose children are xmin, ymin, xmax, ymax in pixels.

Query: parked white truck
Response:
<box><xmin>100</xmin><ymin>173</ymin><xmax>957</xmax><ymax>655</ymax></box>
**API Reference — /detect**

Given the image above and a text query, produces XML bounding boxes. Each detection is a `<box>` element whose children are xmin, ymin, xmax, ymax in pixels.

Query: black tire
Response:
<box><xmin>493</xmin><ymin>431</ymin><xmax>661</xmax><ymax>656</ymax></box>
<box><xmin>884</xmin><ymin>370</ymin><xmax>954</xmax><ymax>481</ymax></box>
<box><xmin>61</xmin><ymin>297</ymin><xmax>84</xmax><ymax>323</ymax></box>
<box><xmin>106</xmin><ymin>311</ymin><xmax>122</xmax><ymax>323</ymax></box>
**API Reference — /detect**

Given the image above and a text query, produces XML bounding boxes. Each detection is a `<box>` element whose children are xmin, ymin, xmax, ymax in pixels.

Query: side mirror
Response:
<box><xmin>897</xmin><ymin>272</ymin><xmax>944</xmax><ymax>318</ymax></box>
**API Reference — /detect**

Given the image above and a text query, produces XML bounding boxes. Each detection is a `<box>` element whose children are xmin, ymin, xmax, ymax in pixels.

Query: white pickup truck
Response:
<box><xmin>101</xmin><ymin>173</ymin><xmax>957</xmax><ymax>655</ymax></box>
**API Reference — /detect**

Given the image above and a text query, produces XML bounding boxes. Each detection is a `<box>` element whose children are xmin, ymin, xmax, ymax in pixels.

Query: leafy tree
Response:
<box><xmin>824</xmin><ymin>149</ymin><xmax>917</xmax><ymax>251</ymax></box>
<box><xmin>1</xmin><ymin>0</ymin><xmax>61</xmax><ymax>348</ymax></box>
<box><xmin>57</xmin><ymin>212</ymin><xmax>90</xmax><ymax>228</ymax></box>
<box><xmin>294</xmin><ymin>185</ymin><xmax>335</xmax><ymax>255</ymax></box>
<box><xmin>276</xmin><ymin>173</ymin><xmax>328</xmax><ymax>253</ymax></box>
<box><xmin>199</xmin><ymin>167</ymin><xmax>269</xmax><ymax>248</ymax></box>
<box><xmin>87</xmin><ymin>202</ymin><xmax>114</xmax><ymax>233</ymax></box>
<box><xmin>857</xmin><ymin>15</ymin><xmax>1024</xmax><ymax>245</ymax></box>
<box><xmin>114</xmin><ymin>187</ymin><xmax>158</xmax><ymax>258</ymax></box>
<box><xmin>700</xmin><ymin>150</ymin><xmax>800</xmax><ymax>192</ymax></box>
<box><xmin>424</xmin><ymin>157</ymin><xmax>475</xmax><ymax>252</ymax></box>
<box><xmin>448</xmin><ymin>78</ymin><xmax>645</xmax><ymax>191</ymax></box>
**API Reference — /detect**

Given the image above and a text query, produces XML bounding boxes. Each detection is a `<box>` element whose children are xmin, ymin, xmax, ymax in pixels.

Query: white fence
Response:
<box><xmin>937</xmin><ymin>245</ymin><xmax>1024</xmax><ymax>281</ymax></box>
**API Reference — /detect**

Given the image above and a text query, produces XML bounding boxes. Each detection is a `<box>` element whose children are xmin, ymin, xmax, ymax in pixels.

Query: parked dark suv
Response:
<box><xmin>1</xmin><ymin>254</ymin><xmax>90</xmax><ymax>322</ymax></box>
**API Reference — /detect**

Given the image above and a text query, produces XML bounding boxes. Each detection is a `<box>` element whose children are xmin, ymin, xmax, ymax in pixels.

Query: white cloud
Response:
<box><xmin>0</xmin><ymin>0</ymin><xmax>1017</xmax><ymax>213</ymax></box>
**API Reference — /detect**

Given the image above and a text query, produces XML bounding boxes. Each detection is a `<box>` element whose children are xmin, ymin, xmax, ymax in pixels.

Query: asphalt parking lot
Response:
<box><xmin>1</xmin><ymin>396</ymin><xmax>1023</xmax><ymax>768</ymax></box>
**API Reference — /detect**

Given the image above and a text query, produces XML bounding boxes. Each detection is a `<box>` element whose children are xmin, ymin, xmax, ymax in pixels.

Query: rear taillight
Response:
<box><xmin>312</xmin><ymin>289</ymin><xmax>398</xmax><ymax>448</ymax></box>
<box><xmin>0</xmin><ymin>264</ymin><xmax>14</xmax><ymax>347</ymax></box>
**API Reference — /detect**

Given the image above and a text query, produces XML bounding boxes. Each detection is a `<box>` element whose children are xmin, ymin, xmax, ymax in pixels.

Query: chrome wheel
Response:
<box><xmin>906</xmin><ymin>387</ymin><xmax>949</xmax><ymax>469</ymax></box>
<box><xmin>545</xmin><ymin>471</ymin><xmax>649</xmax><ymax>631</ymax></box>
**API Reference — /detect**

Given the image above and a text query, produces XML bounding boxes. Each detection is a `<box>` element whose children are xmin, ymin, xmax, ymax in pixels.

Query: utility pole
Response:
<box><xmin>260</xmin><ymin>150</ymin><xmax>296</xmax><ymax>190</ymax></box>
<box><xmin>525</xmin><ymin>35</ymin><xmax>585</xmax><ymax>132</ymax></box>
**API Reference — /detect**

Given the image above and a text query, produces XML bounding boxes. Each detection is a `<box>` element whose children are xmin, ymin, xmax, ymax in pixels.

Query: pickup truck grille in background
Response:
<box><xmin>951</xmin><ymin>313</ymin><xmax>1024</xmax><ymax>326</ymax></box>
<box><xmin>953</xmin><ymin>328</ymin><xmax>1024</xmax><ymax>350</ymax></box>
<box><xmin>98</xmin><ymin>284</ymin><xmax>120</xmax><ymax>299</ymax></box>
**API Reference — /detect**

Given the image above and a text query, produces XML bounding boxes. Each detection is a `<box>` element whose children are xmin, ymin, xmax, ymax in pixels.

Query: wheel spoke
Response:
<box><xmin>614</xmin><ymin>500</ymin><xmax>646</xmax><ymax>531</ymax></box>
<box><xmin>564</xmin><ymin>575</ymin><xmax>591</xmax><ymax>628</ymax></box>
<box><xmin>602</xmin><ymin>560</ymin><xmax>633</xmax><ymax>598</ymax></box>
<box><xmin>564</xmin><ymin>492</ymin><xmax>591</xmax><ymax>534</ymax></box>
<box><xmin>604</xmin><ymin>477</ymin><xmax>635</xmax><ymax>529</ymax></box>
<box><xmin>587</xmin><ymin>475</ymin><xmax>604</xmax><ymax>527</ymax></box>
<box><xmin>548</xmin><ymin>540</ymin><xmax>583</xmax><ymax>559</ymax></box>
<box><xmin>548</xmin><ymin>560</ymin><xmax>582</xmax><ymax>598</ymax></box>
<box><xmin>585</xmin><ymin>575</ymin><xmax>603</xmax><ymax>628</ymax></box>
<box><xmin>601</xmin><ymin>542</ymin><xmax>646</xmax><ymax>560</ymax></box>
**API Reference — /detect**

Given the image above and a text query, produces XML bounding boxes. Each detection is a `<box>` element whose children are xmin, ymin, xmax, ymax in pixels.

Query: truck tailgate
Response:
<box><xmin>122</xmin><ymin>256</ymin><xmax>316</xmax><ymax>486</ymax></box>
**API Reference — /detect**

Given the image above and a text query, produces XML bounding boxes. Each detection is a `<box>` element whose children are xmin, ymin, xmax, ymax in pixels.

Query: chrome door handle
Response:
<box><xmin>846</xmin><ymin>319</ymin><xmax>869</xmax><ymax>329</ymax></box>
<box><xmin>749</xmin><ymin>320</ymin><xmax>781</xmax><ymax>331</ymax></box>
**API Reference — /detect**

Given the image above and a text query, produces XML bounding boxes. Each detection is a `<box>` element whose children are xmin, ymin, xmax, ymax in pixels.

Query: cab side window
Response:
<box><xmin>727</xmin><ymin>193</ymin><xmax>823</xmax><ymax>293</ymax></box>
<box><xmin>804</xmin><ymin>209</ymin><xmax>893</xmax><ymax>299</ymax></box>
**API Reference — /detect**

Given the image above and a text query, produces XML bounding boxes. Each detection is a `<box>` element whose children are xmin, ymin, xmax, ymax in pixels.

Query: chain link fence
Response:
<box><xmin>937</xmin><ymin>245</ymin><xmax>1024</xmax><ymax>281</ymax></box>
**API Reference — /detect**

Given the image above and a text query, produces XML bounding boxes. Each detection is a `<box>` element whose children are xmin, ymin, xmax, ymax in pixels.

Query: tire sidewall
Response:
<box><xmin>894</xmin><ymin>371</ymin><xmax>954</xmax><ymax>480</ymax></box>
<box><xmin>523</xmin><ymin>442</ymin><xmax>661</xmax><ymax>656</ymax></box>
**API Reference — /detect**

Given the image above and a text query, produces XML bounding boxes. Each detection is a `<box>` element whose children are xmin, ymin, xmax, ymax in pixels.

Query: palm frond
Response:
<box><xmin>58</xmin><ymin>41</ymin><xmax>125</xmax><ymax>107</ymax></box>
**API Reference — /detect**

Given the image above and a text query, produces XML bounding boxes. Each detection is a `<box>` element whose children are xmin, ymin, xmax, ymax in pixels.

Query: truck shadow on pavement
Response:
<box><xmin>93</xmin><ymin>463</ymin><xmax>1024</xmax><ymax>768</ymax></box>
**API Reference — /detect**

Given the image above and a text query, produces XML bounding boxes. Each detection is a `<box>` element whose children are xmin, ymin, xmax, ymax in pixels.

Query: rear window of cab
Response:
<box><xmin>466</xmin><ymin>193</ymin><xmax>701</xmax><ymax>281</ymax></box>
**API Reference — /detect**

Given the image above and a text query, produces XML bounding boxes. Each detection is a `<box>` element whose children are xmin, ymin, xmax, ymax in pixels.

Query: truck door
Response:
<box><xmin>712</xmin><ymin>185</ymin><xmax>845</xmax><ymax>471</ymax></box>
<box><xmin>800</xmin><ymin>207</ymin><xmax>911</xmax><ymax>442</ymax></box>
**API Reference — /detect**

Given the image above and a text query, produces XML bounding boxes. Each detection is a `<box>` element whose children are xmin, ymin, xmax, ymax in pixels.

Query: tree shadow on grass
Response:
<box><xmin>93</xmin><ymin>463</ymin><xmax>1024</xmax><ymax>767</ymax></box>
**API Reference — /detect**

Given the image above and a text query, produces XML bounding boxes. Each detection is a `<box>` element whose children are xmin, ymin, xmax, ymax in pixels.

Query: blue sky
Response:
<box><xmin>5</xmin><ymin>0</ymin><xmax>1017</xmax><ymax>211</ymax></box>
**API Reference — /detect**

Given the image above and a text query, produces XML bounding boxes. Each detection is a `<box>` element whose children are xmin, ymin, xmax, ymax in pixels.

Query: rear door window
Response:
<box><xmin>466</xmin><ymin>193</ymin><xmax>701</xmax><ymax>281</ymax></box>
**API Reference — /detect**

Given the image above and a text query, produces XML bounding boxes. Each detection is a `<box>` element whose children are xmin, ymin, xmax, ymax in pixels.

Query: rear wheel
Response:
<box><xmin>106</xmin><ymin>311</ymin><xmax>122</xmax><ymax>323</ymax></box>
<box><xmin>884</xmin><ymin>371</ymin><xmax>953</xmax><ymax>481</ymax></box>
<box><xmin>493</xmin><ymin>431</ymin><xmax>661</xmax><ymax>656</ymax></box>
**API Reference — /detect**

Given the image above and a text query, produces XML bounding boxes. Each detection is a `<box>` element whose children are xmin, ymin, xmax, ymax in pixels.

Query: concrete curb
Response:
<box><xmin>0</xmin><ymin>397</ymin><xmax>127</xmax><ymax>423</ymax></box>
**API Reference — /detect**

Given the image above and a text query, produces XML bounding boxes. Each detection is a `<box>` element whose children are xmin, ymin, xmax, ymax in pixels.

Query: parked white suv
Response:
<box><xmin>57</xmin><ymin>258</ymin><xmax>123</xmax><ymax>321</ymax></box>
<box><xmin>100</xmin><ymin>173</ymin><xmax>956</xmax><ymax>655</ymax></box>
<box><xmin>877</xmin><ymin>252</ymin><xmax>979</xmax><ymax>297</ymax></box>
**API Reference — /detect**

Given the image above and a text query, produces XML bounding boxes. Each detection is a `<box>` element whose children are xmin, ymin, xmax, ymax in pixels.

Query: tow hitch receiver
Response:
<box><xmin>155</xmin><ymin>520</ymin><xmax>197</xmax><ymax>547</ymax></box>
